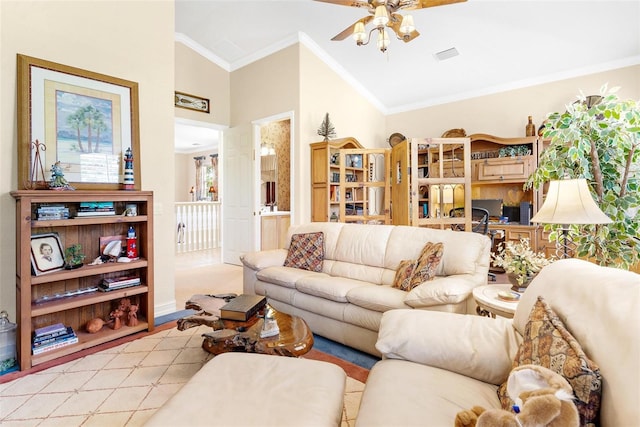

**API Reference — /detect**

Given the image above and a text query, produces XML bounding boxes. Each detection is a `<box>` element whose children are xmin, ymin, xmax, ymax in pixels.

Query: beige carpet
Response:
<box><xmin>0</xmin><ymin>324</ymin><xmax>365</xmax><ymax>427</ymax></box>
<box><xmin>174</xmin><ymin>249</ymin><xmax>244</xmax><ymax>309</ymax></box>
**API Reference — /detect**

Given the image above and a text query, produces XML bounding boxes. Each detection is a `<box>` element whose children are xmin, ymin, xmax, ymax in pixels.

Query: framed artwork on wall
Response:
<box><xmin>174</xmin><ymin>91</ymin><xmax>210</xmax><ymax>113</ymax></box>
<box><xmin>17</xmin><ymin>54</ymin><xmax>140</xmax><ymax>190</ymax></box>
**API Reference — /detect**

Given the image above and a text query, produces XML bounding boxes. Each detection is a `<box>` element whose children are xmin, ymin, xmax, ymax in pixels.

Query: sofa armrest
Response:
<box><xmin>240</xmin><ymin>249</ymin><xmax>288</xmax><ymax>271</ymax></box>
<box><xmin>404</xmin><ymin>275</ymin><xmax>477</xmax><ymax>307</ymax></box>
<box><xmin>375</xmin><ymin>309</ymin><xmax>521</xmax><ymax>385</ymax></box>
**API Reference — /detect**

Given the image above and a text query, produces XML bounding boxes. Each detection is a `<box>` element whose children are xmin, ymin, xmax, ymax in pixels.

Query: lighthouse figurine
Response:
<box><xmin>126</xmin><ymin>226</ymin><xmax>139</xmax><ymax>259</ymax></box>
<box><xmin>122</xmin><ymin>147</ymin><xmax>135</xmax><ymax>190</ymax></box>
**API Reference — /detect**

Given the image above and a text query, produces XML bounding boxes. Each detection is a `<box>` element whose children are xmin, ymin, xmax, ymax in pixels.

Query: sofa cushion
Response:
<box><xmin>409</xmin><ymin>241</ymin><xmax>443</xmax><ymax>289</ymax></box>
<box><xmin>498</xmin><ymin>296</ymin><xmax>602</xmax><ymax>427</ymax></box>
<box><xmin>257</xmin><ymin>266</ymin><xmax>321</xmax><ymax>289</ymax></box>
<box><xmin>283</xmin><ymin>232</ymin><xmax>324</xmax><ymax>272</ymax></box>
<box><xmin>295</xmin><ymin>274</ymin><xmax>370</xmax><ymax>303</ymax></box>
<box><xmin>391</xmin><ymin>259</ymin><xmax>417</xmax><ymax>290</ymax></box>
<box><xmin>404</xmin><ymin>275</ymin><xmax>477</xmax><ymax>307</ymax></box>
<box><xmin>347</xmin><ymin>284</ymin><xmax>409</xmax><ymax>312</ymax></box>
<box><xmin>357</xmin><ymin>359</ymin><xmax>502</xmax><ymax>427</ymax></box>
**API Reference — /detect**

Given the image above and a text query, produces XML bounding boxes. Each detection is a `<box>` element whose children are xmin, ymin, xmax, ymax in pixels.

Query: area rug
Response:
<box><xmin>0</xmin><ymin>322</ymin><xmax>367</xmax><ymax>426</ymax></box>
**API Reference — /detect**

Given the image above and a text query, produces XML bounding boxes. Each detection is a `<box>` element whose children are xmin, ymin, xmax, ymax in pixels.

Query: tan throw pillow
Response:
<box><xmin>498</xmin><ymin>296</ymin><xmax>602</xmax><ymax>427</ymax></box>
<box><xmin>283</xmin><ymin>232</ymin><xmax>324</xmax><ymax>272</ymax></box>
<box><xmin>391</xmin><ymin>259</ymin><xmax>417</xmax><ymax>291</ymax></box>
<box><xmin>408</xmin><ymin>242</ymin><xmax>443</xmax><ymax>289</ymax></box>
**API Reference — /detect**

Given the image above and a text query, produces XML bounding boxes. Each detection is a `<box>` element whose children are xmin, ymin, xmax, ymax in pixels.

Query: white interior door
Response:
<box><xmin>222</xmin><ymin>124</ymin><xmax>256</xmax><ymax>265</ymax></box>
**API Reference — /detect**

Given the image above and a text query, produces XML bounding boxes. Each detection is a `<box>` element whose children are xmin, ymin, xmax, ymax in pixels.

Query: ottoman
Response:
<box><xmin>145</xmin><ymin>352</ymin><xmax>347</xmax><ymax>426</ymax></box>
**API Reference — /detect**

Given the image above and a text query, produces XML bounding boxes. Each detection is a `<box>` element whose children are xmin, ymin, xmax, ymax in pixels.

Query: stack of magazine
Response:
<box><xmin>32</xmin><ymin>323</ymin><xmax>78</xmax><ymax>355</ymax></box>
<box><xmin>37</xmin><ymin>205</ymin><xmax>70</xmax><ymax>220</ymax></box>
<box><xmin>99</xmin><ymin>275</ymin><xmax>141</xmax><ymax>292</ymax></box>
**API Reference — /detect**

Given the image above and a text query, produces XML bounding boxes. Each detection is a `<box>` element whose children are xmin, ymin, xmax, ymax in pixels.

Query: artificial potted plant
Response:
<box><xmin>492</xmin><ymin>238</ymin><xmax>551</xmax><ymax>291</ymax></box>
<box><xmin>526</xmin><ymin>85</ymin><xmax>640</xmax><ymax>269</ymax></box>
<box><xmin>64</xmin><ymin>244</ymin><xmax>85</xmax><ymax>269</ymax></box>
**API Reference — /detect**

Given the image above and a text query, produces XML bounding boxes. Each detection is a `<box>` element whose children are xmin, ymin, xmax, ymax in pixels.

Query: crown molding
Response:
<box><xmin>175</xmin><ymin>32</ymin><xmax>231</xmax><ymax>72</ymax></box>
<box><xmin>176</xmin><ymin>32</ymin><xmax>640</xmax><ymax>116</ymax></box>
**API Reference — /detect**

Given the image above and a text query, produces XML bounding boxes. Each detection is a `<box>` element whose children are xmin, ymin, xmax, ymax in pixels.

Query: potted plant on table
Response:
<box><xmin>492</xmin><ymin>238</ymin><xmax>552</xmax><ymax>292</ymax></box>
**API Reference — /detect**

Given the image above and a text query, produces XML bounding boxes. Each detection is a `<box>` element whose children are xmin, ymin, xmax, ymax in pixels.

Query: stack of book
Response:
<box><xmin>220</xmin><ymin>294</ymin><xmax>267</xmax><ymax>321</ymax></box>
<box><xmin>37</xmin><ymin>205</ymin><xmax>70</xmax><ymax>220</ymax></box>
<box><xmin>99</xmin><ymin>275</ymin><xmax>141</xmax><ymax>292</ymax></box>
<box><xmin>32</xmin><ymin>323</ymin><xmax>78</xmax><ymax>355</ymax></box>
<box><xmin>76</xmin><ymin>202</ymin><xmax>115</xmax><ymax>217</ymax></box>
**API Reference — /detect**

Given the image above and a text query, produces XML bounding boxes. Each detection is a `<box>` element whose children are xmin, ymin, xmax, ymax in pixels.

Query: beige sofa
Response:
<box><xmin>356</xmin><ymin>259</ymin><xmax>640</xmax><ymax>426</ymax></box>
<box><xmin>241</xmin><ymin>222</ymin><xmax>491</xmax><ymax>356</ymax></box>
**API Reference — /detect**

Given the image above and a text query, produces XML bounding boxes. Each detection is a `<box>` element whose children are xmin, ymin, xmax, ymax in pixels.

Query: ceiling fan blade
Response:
<box><xmin>401</xmin><ymin>0</ymin><xmax>466</xmax><ymax>10</ymax></box>
<box><xmin>313</xmin><ymin>0</ymin><xmax>372</xmax><ymax>9</ymax></box>
<box><xmin>388</xmin><ymin>13</ymin><xmax>420</xmax><ymax>42</ymax></box>
<box><xmin>331</xmin><ymin>16</ymin><xmax>374</xmax><ymax>41</ymax></box>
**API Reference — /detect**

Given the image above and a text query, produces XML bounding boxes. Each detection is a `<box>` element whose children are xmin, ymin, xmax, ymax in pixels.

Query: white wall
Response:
<box><xmin>0</xmin><ymin>1</ymin><xmax>176</xmax><ymax>319</ymax></box>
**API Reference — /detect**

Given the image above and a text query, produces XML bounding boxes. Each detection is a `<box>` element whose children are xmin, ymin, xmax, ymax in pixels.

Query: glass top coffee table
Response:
<box><xmin>177</xmin><ymin>294</ymin><xmax>314</xmax><ymax>357</ymax></box>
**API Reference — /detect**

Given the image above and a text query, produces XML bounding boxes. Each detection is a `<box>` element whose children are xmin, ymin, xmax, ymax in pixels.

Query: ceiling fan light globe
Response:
<box><xmin>373</xmin><ymin>5</ymin><xmax>389</xmax><ymax>27</ymax></box>
<box><xmin>399</xmin><ymin>14</ymin><xmax>415</xmax><ymax>35</ymax></box>
<box><xmin>377</xmin><ymin>28</ymin><xmax>390</xmax><ymax>52</ymax></box>
<box><xmin>352</xmin><ymin>21</ymin><xmax>367</xmax><ymax>42</ymax></box>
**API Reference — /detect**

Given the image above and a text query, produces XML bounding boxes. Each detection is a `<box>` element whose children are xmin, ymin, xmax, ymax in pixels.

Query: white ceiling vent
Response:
<box><xmin>434</xmin><ymin>47</ymin><xmax>459</xmax><ymax>61</ymax></box>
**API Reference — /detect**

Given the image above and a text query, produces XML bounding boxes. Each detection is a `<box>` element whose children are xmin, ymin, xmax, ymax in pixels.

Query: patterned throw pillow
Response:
<box><xmin>408</xmin><ymin>242</ymin><xmax>444</xmax><ymax>289</ymax></box>
<box><xmin>391</xmin><ymin>259</ymin><xmax>417</xmax><ymax>291</ymax></box>
<box><xmin>498</xmin><ymin>296</ymin><xmax>602</xmax><ymax>427</ymax></box>
<box><xmin>283</xmin><ymin>232</ymin><xmax>324</xmax><ymax>272</ymax></box>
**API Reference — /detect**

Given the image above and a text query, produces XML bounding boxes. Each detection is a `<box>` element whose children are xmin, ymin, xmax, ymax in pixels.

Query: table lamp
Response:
<box><xmin>531</xmin><ymin>178</ymin><xmax>612</xmax><ymax>258</ymax></box>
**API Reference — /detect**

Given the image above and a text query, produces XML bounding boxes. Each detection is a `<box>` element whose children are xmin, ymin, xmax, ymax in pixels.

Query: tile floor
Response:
<box><xmin>0</xmin><ymin>324</ymin><xmax>365</xmax><ymax>426</ymax></box>
<box><xmin>1</xmin><ymin>249</ymin><xmax>365</xmax><ymax>426</ymax></box>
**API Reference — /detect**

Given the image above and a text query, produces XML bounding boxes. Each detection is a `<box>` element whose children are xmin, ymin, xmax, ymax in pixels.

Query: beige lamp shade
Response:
<box><xmin>531</xmin><ymin>179</ymin><xmax>612</xmax><ymax>225</ymax></box>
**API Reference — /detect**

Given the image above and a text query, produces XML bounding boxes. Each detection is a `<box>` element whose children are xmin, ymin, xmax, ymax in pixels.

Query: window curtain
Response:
<box><xmin>193</xmin><ymin>156</ymin><xmax>205</xmax><ymax>201</ymax></box>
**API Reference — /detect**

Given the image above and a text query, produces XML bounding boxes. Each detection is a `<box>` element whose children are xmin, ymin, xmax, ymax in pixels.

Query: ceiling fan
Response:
<box><xmin>314</xmin><ymin>0</ymin><xmax>467</xmax><ymax>52</ymax></box>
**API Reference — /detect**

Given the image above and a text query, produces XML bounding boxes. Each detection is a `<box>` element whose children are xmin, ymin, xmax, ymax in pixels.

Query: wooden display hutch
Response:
<box><xmin>391</xmin><ymin>137</ymin><xmax>472</xmax><ymax>231</ymax></box>
<box><xmin>467</xmin><ymin>134</ymin><xmax>544</xmax><ymax>250</ymax></box>
<box><xmin>311</xmin><ymin>138</ymin><xmax>363</xmax><ymax>222</ymax></box>
<box><xmin>338</xmin><ymin>148</ymin><xmax>390</xmax><ymax>224</ymax></box>
<box><xmin>11</xmin><ymin>190</ymin><xmax>154</xmax><ymax>370</ymax></box>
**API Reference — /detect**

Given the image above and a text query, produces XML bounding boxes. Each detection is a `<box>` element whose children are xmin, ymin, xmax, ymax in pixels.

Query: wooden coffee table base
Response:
<box><xmin>177</xmin><ymin>294</ymin><xmax>314</xmax><ymax>357</ymax></box>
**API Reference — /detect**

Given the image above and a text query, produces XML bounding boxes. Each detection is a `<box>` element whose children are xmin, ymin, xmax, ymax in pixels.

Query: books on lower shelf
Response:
<box><xmin>220</xmin><ymin>294</ymin><xmax>267</xmax><ymax>321</ymax></box>
<box><xmin>32</xmin><ymin>325</ymin><xmax>78</xmax><ymax>355</ymax></box>
<box><xmin>34</xmin><ymin>322</ymin><xmax>67</xmax><ymax>338</ymax></box>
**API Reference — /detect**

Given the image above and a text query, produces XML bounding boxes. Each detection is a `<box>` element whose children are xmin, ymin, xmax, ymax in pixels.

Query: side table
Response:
<box><xmin>472</xmin><ymin>284</ymin><xmax>520</xmax><ymax>319</ymax></box>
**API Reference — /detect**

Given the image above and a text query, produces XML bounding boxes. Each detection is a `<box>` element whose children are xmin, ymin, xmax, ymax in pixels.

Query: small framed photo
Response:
<box><xmin>30</xmin><ymin>233</ymin><xmax>65</xmax><ymax>275</ymax></box>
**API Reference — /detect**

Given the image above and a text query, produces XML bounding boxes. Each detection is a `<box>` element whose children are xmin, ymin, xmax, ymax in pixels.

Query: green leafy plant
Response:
<box><xmin>526</xmin><ymin>84</ymin><xmax>640</xmax><ymax>269</ymax></box>
<box><xmin>64</xmin><ymin>244</ymin><xmax>85</xmax><ymax>267</ymax></box>
<box><xmin>492</xmin><ymin>238</ymin><xmax>552</xmax><ymax>286</ymax></box>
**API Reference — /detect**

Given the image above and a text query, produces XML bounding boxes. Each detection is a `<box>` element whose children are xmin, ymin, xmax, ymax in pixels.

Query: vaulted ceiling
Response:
<box><xmin>174</xmin><ymin>0</ymin><xmax>640</xmax><ymax>151</ymax></box>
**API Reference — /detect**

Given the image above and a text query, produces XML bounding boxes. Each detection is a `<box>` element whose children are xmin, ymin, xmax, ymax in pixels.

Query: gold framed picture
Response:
<box><xmin>17</xmin><ymin>54</ymin><xmax>140</xmax><ymax>190</ymax></box>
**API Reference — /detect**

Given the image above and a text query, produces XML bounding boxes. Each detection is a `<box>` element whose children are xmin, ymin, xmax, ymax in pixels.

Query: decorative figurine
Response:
<box><xmin>48</xmin><ymin>161</ymin><xmax>74</xmax><ymax>190</ymax></box>
<box><xmin>127</xmin><ymin>304</ymin><xmax>139</xmax><ymax>327</ymax></box>
<box><xmin>126</xmin><ymin>226</ymin><xmax>138</xmax><ymax>259</ymax></box>
<box><xmin>110</xmin><ymin>308</ymin><xmax>124</xmax><ymax>330</ymax></box>
<box><xmin>122</xmin><ymin>147</ymin><xmax>135</xmax><ymax>190</ymax></box>
<box><xmin>85</xmin><ymin>318</ymin><xmax>107</xmax><ymax>334</ymax></box>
